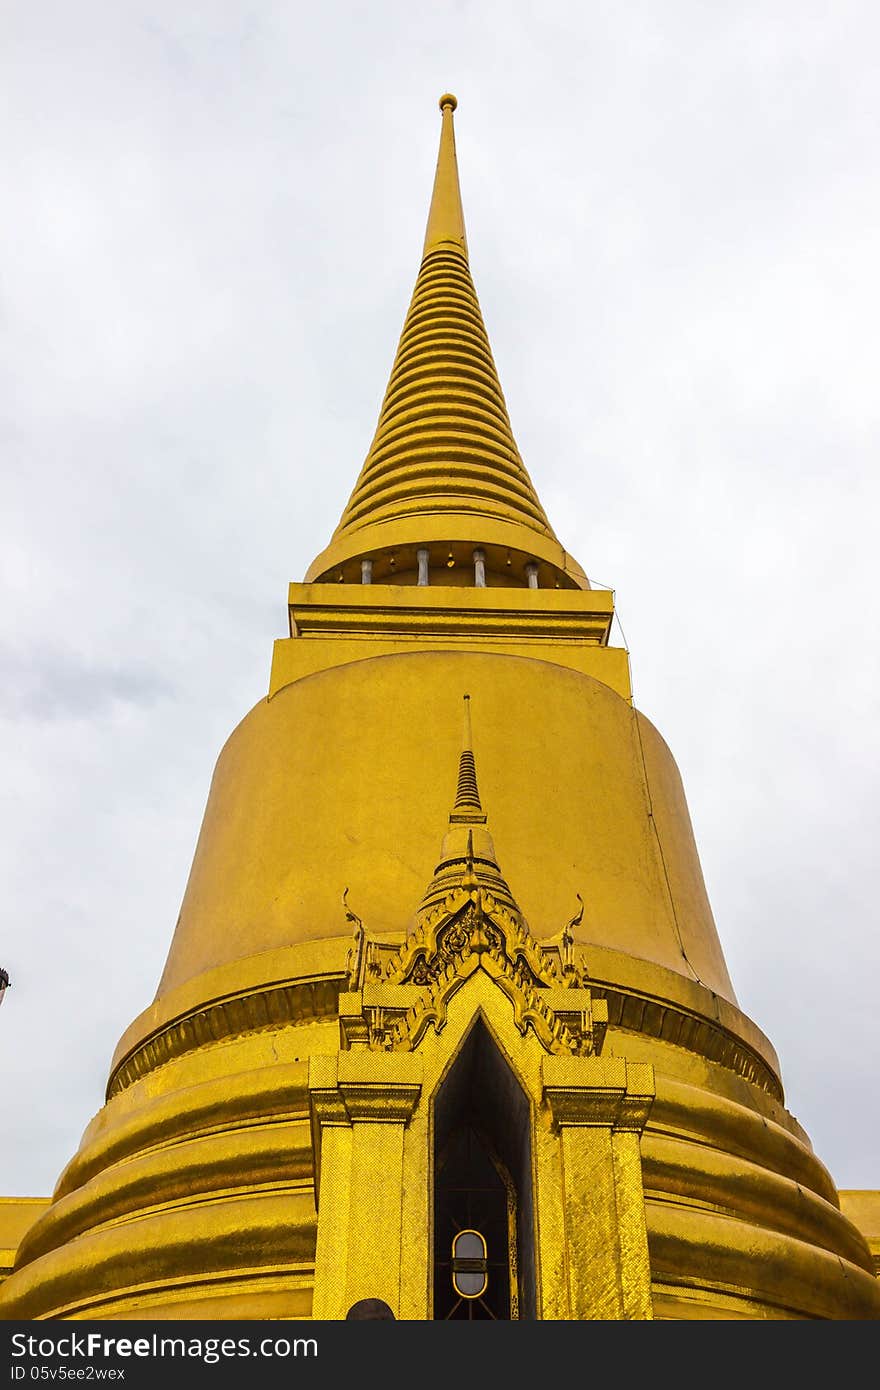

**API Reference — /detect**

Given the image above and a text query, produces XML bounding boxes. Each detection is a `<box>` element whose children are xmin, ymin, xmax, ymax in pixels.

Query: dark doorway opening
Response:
<box><xmin>432</xmin><ymin>1016</ymin><xmax>535</xmax><ymax>1319</ymax></box>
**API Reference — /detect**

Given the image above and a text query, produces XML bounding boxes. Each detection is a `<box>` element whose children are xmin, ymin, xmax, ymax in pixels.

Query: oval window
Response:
<box><xmin>451</xmin><ymin>1228</ymin><xmax>488</xmax><ymax>1299</ymax></box>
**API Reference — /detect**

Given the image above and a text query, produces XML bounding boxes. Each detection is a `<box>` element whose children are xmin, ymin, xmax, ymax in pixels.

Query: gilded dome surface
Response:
<box><xmin>158</xmin><ymin>650</ymin><xmax>736</xmax><ymax>1003</ymax></box>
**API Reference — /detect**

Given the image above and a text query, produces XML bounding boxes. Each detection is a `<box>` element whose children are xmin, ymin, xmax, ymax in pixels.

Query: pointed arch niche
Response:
<box><xmin>432</xmin><ymin>1015</ymin><xmax>536</xmax><ymax>1319</ymax></box>
<box><xmin>309</xmin><ymin>948</ymin><xmax>656</xmax><ymax>1319</ymax></box>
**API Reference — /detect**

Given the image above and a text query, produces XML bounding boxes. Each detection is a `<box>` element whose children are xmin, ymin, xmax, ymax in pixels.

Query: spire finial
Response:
<box><xmin>452</xmin><ymin>694</ymin><xmax>485</xmax><ymax>821</ymax></box>
<box><xmin>416</xmin><ymin>695</ymin><xmax>519</xmax><ymax>919</ymax></box>
<box><xmin>423</xmin><ymin>93</ymin><xmax>468</xmax><ymax>260</ymax></box>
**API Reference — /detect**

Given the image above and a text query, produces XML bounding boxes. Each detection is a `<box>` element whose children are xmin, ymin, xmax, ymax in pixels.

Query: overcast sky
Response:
<box><xmin>2</xmin><ymin>2</ymin><xmax>878</xmax><ymax>1199</ymax></box>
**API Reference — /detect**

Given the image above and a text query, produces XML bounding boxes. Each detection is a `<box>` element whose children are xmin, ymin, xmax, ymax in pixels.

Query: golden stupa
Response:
<box><xmin>1</xmin><ymin>96</ymin><xmax>878</xmax><ymax>1322</ymax></box>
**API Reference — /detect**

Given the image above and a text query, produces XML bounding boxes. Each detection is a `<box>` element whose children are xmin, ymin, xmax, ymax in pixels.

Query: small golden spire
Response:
<box><xmin>452</xmin><ymin>694</ymin><xmax>486</xmax><ymax>823</ymax></box>
<box><xmin>417</xmin><ymin>696</ymin><xmax>517</xmax><ymax>917</ymax></box>
<box><xmin>423</xmin><ymin>92</ymin><xmax>468</xmax><ymax>260</ymax></box>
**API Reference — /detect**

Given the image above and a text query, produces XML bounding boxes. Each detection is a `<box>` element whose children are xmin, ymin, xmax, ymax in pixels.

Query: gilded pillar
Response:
<box><xmin>309</xmin><ymin>1052</ymin><xmax>422</xmax><ymax>1319</ymax></box>
<box><xmin>541</xmin><ymin>1055</ymin><xmax>655</xmax><ymax>1320</ymax></box>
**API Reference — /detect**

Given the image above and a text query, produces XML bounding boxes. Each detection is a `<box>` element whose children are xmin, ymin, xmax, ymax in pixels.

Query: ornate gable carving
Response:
<box><xmin>339</xmin><ymin>884</ymin><xmax>606</xmax><ymax>1059</ymax></box>
<box><xmin>338</xmin><ymin>696</ymin><xmax>607</xmax><ymax>1061</ymax></box>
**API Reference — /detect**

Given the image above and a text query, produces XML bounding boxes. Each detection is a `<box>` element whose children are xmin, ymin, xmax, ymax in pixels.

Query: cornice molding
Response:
<box><xmin>542</xmin><ymin>1056</ymin><xmax>656</xmax><ymax>1132</ymax></box>
<box><xmin>105</xmin><ymin>954</ymin><xmax>781</xmax><ymax>1104</ymax></box>
<box><xmin>107</xmin><ymin>977</ymin><xmax>340</xmax><ymax>1100</ymax></box>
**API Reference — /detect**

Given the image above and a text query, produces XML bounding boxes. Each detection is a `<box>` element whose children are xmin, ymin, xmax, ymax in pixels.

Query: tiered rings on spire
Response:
<box><xmin>452</xmin><ymin>695</ymin><xmax>487</xmax><ymax>821</ymax></box>
<box><xmin>336</xmin><ymin>245</ymin><xmax>552</xmax><ymax>535</ymax></box>
<box><xmin>305</xmin><ymin>96</ymin><xmax>591</xmax><ymax>591</ymax></box>
<box><xmin>334</xmin><ymin>94</ymin><xmax>551</xmax><ymax>539</ymax></box>
<box><xmin>419</xmin><ymin>695</ymin><xmax>519</xmax><ymax>918</ymax></box>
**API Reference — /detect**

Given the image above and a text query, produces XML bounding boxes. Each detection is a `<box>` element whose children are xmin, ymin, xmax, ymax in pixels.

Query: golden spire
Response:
<box><xmin>304</xmin><ymin>95</ymin><xmax>592</xmax><ymax>589</ymax></box>
<box><xmin>332</xmin><ymin>93</ymin><xmax>551</xmax><ymax>540</ymax></box>
<box><xmin>419</xmin><ymin>696</ymin><xmax>518</xmax><ymax>917</ymax></box>
<box><xmin>422</xmin><ymin>93</ymin><xmax>468</xmax><ymax>260</ymax></box>
<box><xmin>451</xmin><ymin>694</ymin><xmax>487</xmax><ymax>822</ymax></box>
